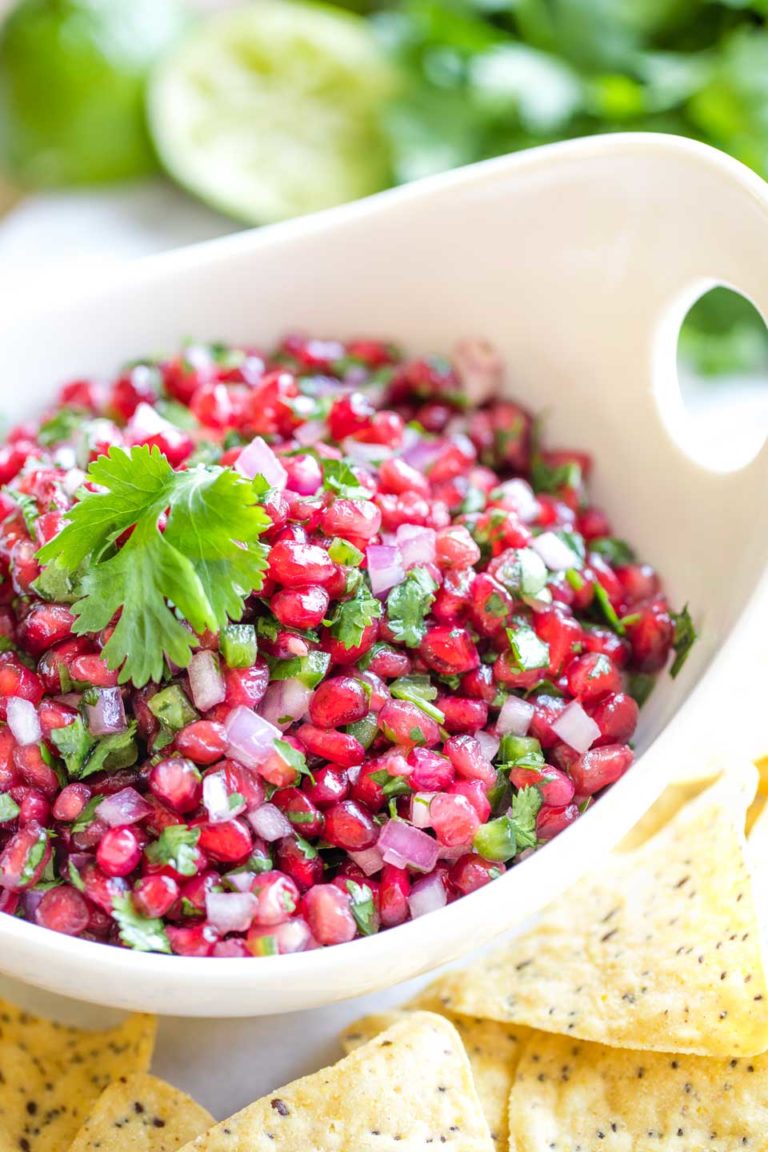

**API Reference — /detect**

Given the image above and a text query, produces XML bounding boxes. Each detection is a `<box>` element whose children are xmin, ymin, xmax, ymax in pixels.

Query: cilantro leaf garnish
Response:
<box><xmin>386</xmin><ymin>567</ymin><xmax>438</xmax><ymax>648</ymax></box>
<box><xmin>51</xmin><ymin>716</ymin><xmax>138</xmax><ymax>780</ymax></box>
<box><xmin>670</xmin><ymin>604</ymin><xmax>697</xmax><ymax>678</ymax></box>
<box><xmin>592</xmin><ymin>583</ymin><xmax>625</xmax><ymax>635</ymax></box>
<box><xmin>509</xmin><ymin>786</ymin><xmax>543</xmax><ymax>850</ymax></box>
<box><xmin>345</xmin><ymin>879</ymin><xmax>378</xmax><ymax>936</ymax></box>
<box><xmin>506</xmin><ymin>622</ymin><xmax>550</xmax><ymax>671</ymax></box>
<box><xmin>328</xmin><ymin>586</ymin><xmax>383</xmax><ymax>650</ymax></box>
<box><xmin>37</xmin><ymin>446</ymin><xmax>270</xmax><ymax>686</ymax></box>
<box><xmin>145</xmin><ymin>824</ymin><xmax>201</xmax><ymax>877</ymax></box>
<box><xmin>0</xmin><ymin>793</ymin><xmax>20</xmax><ymax>823</ymax></box>
<box><xmin>322</xmin><ymin>458</ymin><xmax>370</xmax><ymax>500</ymax></box>
<box><xmin>589</xmin><ymin>537</ymin><xmax>636</xmax><ymax>567</ymax></box>
<box><xmin>390</xmin><ymin>674</ymin><xmax>445</xmax><ymax>722</ymax></box>
<box><xmin>273</xmin><ymin>738</ymin><xmax>313</xmax><ymax>780</ymax></box>
<box><xmin>112</xmin><ymin>892</ymin><xmax>172</xmax><ymax>954</ymax></box>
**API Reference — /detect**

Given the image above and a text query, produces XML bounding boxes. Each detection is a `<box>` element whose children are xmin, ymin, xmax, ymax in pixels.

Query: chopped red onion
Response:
<box><xmin>532</xmin><ymin>531</ymin><xmax>581</xmax><ymax>571</ymax></box>
<box><xmin>494</xmin><ymin>478</ymin><xmax>540</xmax><ymax>523</ymax></box>
<box><xmin>348</xmin><ymin>845</ymin><xmax>384</xmax><ymax>877</ymax></box>
<box><xmin>283</xmin><ymin>453</ymin><xmax>323</xmax><ymax>496</ymax></box>
<box><xmin>189</xmin><ymin>650</ymin><xmax>226</xmax><ymax>712</ymax></box>
<box><xmin>437</xmin><ymin>842</ymin><xmax>468</xmax><ymax>861</ymax></box>
<box><xmin>226</xmin><ymin>870</ymin><xmax>257</xmax><ymax>893</ymax></box>
<box><xmin>367</xmin><ymin>545</ymin><xmax>405</xmax><ymax>595</ymax></box>
<box><xmin>273</xmin><ymin>917</ymin><xmax>314</xmax><ymax>954</ymax></box>
<box><xmin>224</xmin><ymin>706</ymin><xmax>282</xmax><ymax>769</ymax></box>
<box><xmin>551</xmin><ymin>701</ymin><xmax>601</xmax><ymax>753</ymax></box>
<box><xmin>235</xmin><ymin>436</ymin><xmax>288</xmax><ymax>490</ymax></box>
<box><xmin>452</xmin><ymin>338</ymin><xmax>504</xmax><ymax>405</ymax></box>
<box><xmin>203</xmin><ymin>771</ymin><xmax>245</xmax><ymax>823</ymax></box>
<box><xmin>342</xmin><ymin>437</ymin><xmax>392</xmax><ymax>466</ymax></box>
<box><xmin>410</xmin><ymin>792</ymin><xmax>436</xmax><ymax>829</ymax></box>
<box><xmin>248</xmin><ymin>802</ymin><xmax>293</xmax><ymax>842</ymax></box>
<box><xmin>294</xmin><ymin>420</ymin><xmax>328</xmax><ymax>447</ymax></box>
<box><xmin>497</xmin><ymin>695</ymin><xmax>535</xmax><ymax>737</ymax></box>
<box><xmin>62</xmin><ymin>466</ymin><xmax>86</xmax><ymax>496</ymax></box>
<box><xmin>259</xmin><ymin>679</ymin><xmax>312</xmax><ymax>730</ymax></box>
<box><xmin>408</xmin><ymin>872</ymin><xmax>447</xmax><ymax>919</ymax></box>
<box><xmin>96</xmin><ymin>787</ymin><xmax>152</xmax><ymax>828</ymax></box>
<box><xmin>126</xmin><ymin>402</ymin><xmax>176</xmax><ymax>443</ymax></box>
<box><xmin>402</xmin><ymin>437</ymin><xmax>442</xmax><ymax>472</ymax></box>
<box><xmin>7</xmin><ymin>697</ymin><xmax>41</xmax><ymax>746</ymax></box>
<box><xmin>206</xmin><ymin>891</ymin><xmax>257</xmax><ymax>935</ymax></box>
<box><xmin>475</xmin><ymin>730</ymin><xmax>500</xmax><ymax>763</ymax></box>
<box><xmin>396</xmin><ymin>524</ymin><xmax>437</xmax><ymax>569</ymax></box>
<box><xmin>85</xmin><ymin>687</ymin><xmax>127</xmax><ymax>736</ymax></box>
<box><xmin>378</xmin><ymin>820</ymin><xmax>439</xmax><ymax>873</ymax></box>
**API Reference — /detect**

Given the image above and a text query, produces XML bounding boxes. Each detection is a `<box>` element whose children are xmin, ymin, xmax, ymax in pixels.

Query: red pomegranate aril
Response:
<box><xmin>590</xmin><ymin>692</ymin><xmax>639</xmax><ymax>746</ymax></box>
<box><xmin>461</xmin><ymin>664</ymin><xmax>497</xmax><ymax>704</ymax></box>
<box><xmin>320</xmin><ymin>499</ymin><xmax>381</xmax><ymax>540</ymax></box>
<box><xmin>97</xmin><ymin>826</ymin><xmax>142</xmax><ymax>878</ymax></box>
<box><xmin>133</xmin><ymin>874</ymin><xmax>179</xmax><ymax>919</ymax></box>
<box><xmin>68</xmin><ymin>653</ymin><xmax>120</xmax><ymax>688</ymax></box>
<box><xmin>273</xmin><ymin>787</ymin><xmax>325</xmax><ymax>838</ymax></box>
<box><xmin>297</xmin><ymin>724</ymin><xmax>365</xmax><ymax>768</ymax></box>
<box><xmin>149</xmin><ymin>758</ymin><xmax>202</xmax><ymax>814</ymax></box>
<box><xmin>197</xmin><ymin>819</ymin><xmax>253</xmax><ymax>864</ymax></box>
<box><xmin>432</xmin><ymin>568</ymin><xmax>473</xmax><ymax>624</ymax></box>
<box><xmin>177</xmin><ymin>870</ymin><xmax>220</xmax><ymax>916</ymax></box>
<box><xmin>379</xmin><ymin>700</ymin><xmax>441</xmax><ymax>749</ymax></box>
<box><xmin>0</xmin><ymin>655</ymin><xmax>43</xmax><ymax>708</ymax></box>
<box><xmin>320</xmin><ymin>622</ymin><xmax>379</xmax><ymax>665</ymax></box>
<box><xmin>534</xmin><ymin>607</ymin><xmax>583</xmax><ymax>675</ymax></box>
<box><xmin>268</xmin><ymin>540</ymin><xmax>336</xmax><ymax>587</ymax></box>
<box><xmin>251</xmin><ymin>870</ymin><xmax>300</xmax><ymax>926</ymax></box>
<box><xmin>450</xmin><ymin>853</ymin><xmax>502</xmax><ymax>897</ymax></box>
<box><xmin>569</xmin><ymin>744</ymin><xmax>634</xmax><ymax>796</ymax></box>
<box><xmin>438</xmin><ymin>696</ymin><xmax>488</xmax><ymax>734</ymax></box>
<box><xmin>379</xmin><ymin>864</ymin><xmax>410</xmax><ymax>927</ymax></box>
<box><xmin>448</xmin><ymin>779</ymin><xmax>492</xmax><ymax>823</ymax></box>
<box><xmin>444</xmin><ymin>734</ymin><xmax>495</xmax><ymax>786</ymax></box>
<box><xmin>615</xmin><ymin>563</ymin><xmax>660</xmax><ymax>604</ymax></box>
<box><xmin>436</xmin><ymin>526</ymin><xmax>481</xmax><ymax>569</ymax></box>
<box><xmin>0</xmin><ymin>823</ymin><xmax>50</xmax><ymax>890</ymax></box>
<box><xmin>536</xmin><ymin>802</ymin><xmax>580</xmax><ymax>840</ymax></box>
<box><xmin>309</xmin><ymin>675</ymin><xmax>369</xmax><ymax>729</ymax></box>
<box><xmin>35</xmin><ymin>885</ymin><xmax>90</xmax><ymax>936</ymax></box>
<box><xmin>323</xmin><ymin>799</ymin><xmax>378</xmax><ymax>851</ymax></box>
<box><xmin>430</xmin><ymin>792</ymin><xmax>480</xmax><ymax>847</ymax></box>
<box><xmin>80</xmin><ymin>862</ymin><xmax>127</xmax><ymax>912</ymax></box>
<box><xmin>302</xmin><ymin>884</ymin><xmax>357</xmax><ymax>945</ymax></box>
<box><xmin>303</xmin><ymin>764</ymin><xmax>349</xmax><ymax>808</ymax></box>
<box><xmin>419</xmin><ymin>626</ymin><xmax>480</xmax><ymax>675</ymax></box>
<box><xmin>247</xmin><ymin>917</ymin><xmax>315</xmax><ymax>956</ymax></box>
<box><xmin>272</xmin><ymin>585</ymin><xmax>330</xmax><ymax>630</ymax></box>
<box><xmin>510</xmin><ymin>764</ymin><xmax>575</xmax><ymax>807</ymax></box>
<box><xmin>625</xmin><ymin>600</ymin><xmax>674</xmax><ymax>673</ymax></box>
<box><xmin>17</xmin><ymin>789</ymin><xmax>50</xmax><ymax>826</ymax></box>
<box><xmin>276</xmin><ymin>835</ymin><xmax>324</xmax><ymax>891</ymax></box>
<box><xmin>167</xmin><ymin>924</ymin><xmax>218</xmax><ymax>957</ymax></box>
<box><xmin>175</xmin><ymin>720</ymin><xmax>228</xmax><ymax>764</ymax></box>
<box><xmin>566</xmin><ymin>652</ymin><xmax>621</xmax><ymax>702</ymax></box>
<box><xmin>13</xmin><ymin>744</ymin><xmax>59</xmax><ymax>796</ymax></box>
<box><xmin>17</xmin><ymin>603</ymin><xmax>75</xmax><ymax>655</ymax></box>
<box><xmin>528</xmin><ymin>695</ymin><xmax>568</xmax><ymax>749</ymax></box>
<box><xmin>52</xmin><ymin>783</ymin><xmax>90</xmax><ymax>823</ymax></box>
<box><xmin>581</xmin><ymin>625</ymin><xmax>631</xmax><ymax>668</ymax></box>
<box><xmin>223</xmin><ymin>662</ymin><xmax>269</xmax><ymax>709</ymax></box>
<box><xmin>365</xmin><ymin>644</ymin><xmax>411</xmax><ymax>679</ymax></box>
<box><xmin>378</xmin><ymin>456</ymin><xmax>429</xmax><ymax>496</ymax></box>
<box><xmin>409</xmin><ymin>748</ymin><xmax>454</xmax><ymax>791</ymax></box>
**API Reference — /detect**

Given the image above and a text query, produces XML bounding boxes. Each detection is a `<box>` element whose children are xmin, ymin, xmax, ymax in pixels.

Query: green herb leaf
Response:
<box><xmin>369</xmin><ymin>768</ymin><xmax>412</xmax><ymax>799</ymax></box>
<box><xmin>112</xmin><ymin>892</ymin><xmax>172</xmax><ymax>954</ymax></box>
<box><xmin>38</xmin><ymin>406</ymin><xmax>91</xmax><ymax>447</ymax></box>
<box><xmin>329</xmin><ymin>586</ymin><xmax>383</xmax><ymax>650</ymax></box>
<box><xmin>328</xmin><ymin>537</ymin><xmax>364</xmax><ymax>566</ymax></box>
<box><xmin>390</xmin><ymin>673</ymin><xmax>445</xmax><ymax>722</ymax></box>
<box><xmin>273</xmin><ymin>738</ymin><xmax>312</xmax><ymax>779</ymax></box>
<box><xmin>0</xmin><ymin>793</ymin><xmax>20</xmax><ymax>823</ymax></box>
<box><xmin>670</xmin><ymin>604</ymin><xmax>697</xmax><ymax>678</ymax></box>
<box><xmin>386</xmin><ymin>567</ymin><xmax>438</xmax><ymax>647</ymax></box>
<box><xmin>510</xmin><ymin>785</ymin><xmax>542</xmax><ymax>850</ymax></box>
<box><xmin>322</xmin><ymin>458</ymin><xmax>370</xmax><ymax>499</ymax></box>
<box><xmin>50</xmin><ymin>716</ymin><xmax>138</xmax><ymax>780</ymax></box>
<box><xmin>590</xmin><ymin>537</ymin><xmax>636</xmax><ymax>566</ymax></box>
<box><xmin>145</xmin><ymin>824</ymin><xmax>201</xmax><ymax>877</ymax></box>
<box><xmin>592</xmin><ymin>582</ymin><xmax>625</xmax><ymax>635</ymax></box>
<box><xmin>38</xmin><ymin>446</ymin><xmax>270</xmax><ymax>687</ymax></box>
<box><xmin>506</xmin><ymin>622</ymin><xmax>550</xmax><ymax>671</ymax></box>
<box><xmin>345</xmin><ymin>879</ymin><xmax>378</xmax><ymax>936</ymax></box>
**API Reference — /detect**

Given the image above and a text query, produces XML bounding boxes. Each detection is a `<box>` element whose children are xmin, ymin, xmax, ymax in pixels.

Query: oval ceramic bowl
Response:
<box><xmin>0</xmin><ymin>134</ymin><xmax>766</xmax><ymax>1017</ymax></box>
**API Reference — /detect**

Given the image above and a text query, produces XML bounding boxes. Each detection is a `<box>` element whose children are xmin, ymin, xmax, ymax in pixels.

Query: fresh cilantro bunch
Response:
<box><xmin>37</xmin><ymin>445</ymin><xmax>270</xmax><ymax>687</ymax></box>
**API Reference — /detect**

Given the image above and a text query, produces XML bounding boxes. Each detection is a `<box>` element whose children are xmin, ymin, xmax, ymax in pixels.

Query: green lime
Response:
<box><xmin>148</xmin><ymin>0</ymin><xmax>398</xmax><ymax>224</ymax></box>
<box><xmin>0</xmin><ymin>0</ymin><xmax>188</xmax><ymax>186</ymax></box>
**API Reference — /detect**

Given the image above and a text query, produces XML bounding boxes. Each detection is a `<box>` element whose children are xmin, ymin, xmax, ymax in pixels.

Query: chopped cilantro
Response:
<box><xmin>369</xmin><ymin>768</ymin><xmax>412</xmax><ymax>800</ymax></box>
<box><xmin>51</xmin><ymin>716</ymin><xmax>138</xmax><ymax>780</ymax></box>
<box><xmin>67</xmin><ymin>859</ymin><xmax>86</xmax><ymax>892</ymax></box>
<box><xmin>322</xmin><ymin>458</ymin><xmax>370</xmax><ymax>500</ymax></box>
<box><xmin>510</xmin><ymin>786</ymin><xmax>543</xmax><ymax>850</ymax></box>
<box><xmin>0</xmin><ymin>793</ymin><xmax>20</xmax><ymax>823</ymax></box>
<box><xmin>590</xmin><ymin>537</ymin><xmax>636</xmax><ymax>566</ymax></box>
<box><xmin>20</xmin><ymin>830</ymin><xmax>50</xmax><ymax>886</ymax></box>
<box><xmin>38</xmin><ymin>445</ymin><xmax>271</xmax><ymax>687</ymax></box>
<box><xmin>112</xmin><ymin>892</ymin><xmax>172</xmax><ymax>954</ymax></box>
<box><xmin>273</xmin><ymin>739</ymin><xmax>312</xmax><ymax>780</ymax></box>
<box><xmin>345</xmin><ymin>879</ymin><xmax>378</xmax><ymax>935</ymax></box>
<box><xmin>386</xmin><ymin>567</ymin><xmax>438</xmax><ymax>648</ymax></box>
<box><xmin>670</xmin><ymin>604</ymin><xmax>697</xmax><ymax>678</ymax></box>
<box><xmin>12</xmin><ymin>492</ymin><xmax>39</xmax><ymax>536</ymax></box>
<box><xmin>145</xmin><ymin>824</ymin><xmax>201</xmax><ymax>877</ymax></box>
<box><xmin>506</xmin><ymin>622</ymin><xmax>550</xmax><ymax>671</ymax></box>
<box><xmin>530</xmin><ymin>452</ymin><xmax>583</xmax><ymax>495</ymax></box>
<box><xmin>627</xmin><ymin>671</ymin><xmax>656</xmax><ymax>707</ymax></box>
<box><xmin>390</xmin><ymin>674</ymin><xmax>445</xmax><ymax>722</ymax></box>
<box><xmin>592</xmin><ymin>583</ymin><xmax>625</xmax><ymax>635</ymax></box>
<box><xmin>328</xmin><ymin>586</ymin><xmax>383</xmax><ymax>650</ymax></box>
<box><xmin>31</xmin><ymin>558</ymin><xmax>81</xmax><ymax>604</ymax></box>
<box><xmin>38</xmin><ymin>406</ymin><xmax>90</xmax><ymax>447</ymax></box>
<box><xmin>71</xmin><ymin>795</ymin><xmax>103</xmax><ymax>835</ymax></box>
<box><xmin>269</xmin><ymin>650</ymin><xmax>330</xmax><ymax>688</ymax></box>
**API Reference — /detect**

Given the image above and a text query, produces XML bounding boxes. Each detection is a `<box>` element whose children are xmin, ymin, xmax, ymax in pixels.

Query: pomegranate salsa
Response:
<box><xmin>0</xmin><ymin>335</ymin><xmax>694</xmax><ymax>955</ymax></box>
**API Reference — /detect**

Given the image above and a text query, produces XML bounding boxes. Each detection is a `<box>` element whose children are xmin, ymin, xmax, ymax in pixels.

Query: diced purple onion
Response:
<box><xmin>7</xmin><ymin>697</ymin><xmax>41</xmax><ymax>746</ymax></box>
<box><xmin>62</xmin><ymin>467</ymin><xmax>87</xmax><ymax>497</ymax></box>
<box><xmin>203</xmin><ymin>771</ymin><xmax>245</xmax><ymax>823</ymax></box>
<box><xmin>494</xmin><ymin>478</ymin><xmax>540</xmax><ymax>523</ymax></box>
<box><xmin>189</xmin><ymin>650</ymin><xmax>226</xmax><ymax>712</ymax></box>
<box><xmin>410</xmin><ymin>792</ymin><xmax>436</xmax><ymax>829</ymax></box>
<box><xmin>235</xmin><ymin>436</ymin><xmax>288</xmax><ymax>490</ymax></box>
<box><xmin>497</xmin><ymin>695</ymin><xmax>535</xmax><ymax>737</ymax></box>
<box><xmin>248</xmin><ymin>802</ymin><xmax>293</xmax><ymax>842</ymax></box>
<box><xmin>283</xmin><ymin>453</ymin><xmax>323</xmax><ymax>496</ymax></box>
<box><xmin>437</xmin><ymin>842</ymin><xmax>468</xmax><ymax>861</ymax></box>
<box><xmin>224</xmin><ymin>706</ymin><xmax>282</xmax><ymax>769</ymax></box>
<box><xmin>226</xmin><ymin>870</ymin><xmax>256</xmax><ymax>893</ymax></box>
<box><xmin>475</xmin><ymin>730</ymin><xmax>500</xmax><ymax>763</ymax></box>
<box><xmin>85</xmin><ymin>687</ymin><xmax>127</xmax><ymax>736</ymax></box>
<box><xmin>205</xmin><ymin>891</ymin><xmax>257</xmax><ymax>935</ymax></box>
<box><xmin>452</xmin><ymin>338</ymin><xmax>503</xmax><ymax>406</ymax></box>
<box><xmin>366</xmin><ymin>545</ymin><xmax>406</xmax><ymax>596</ymax></box>
<box><xmin>551</xmin><ymin>701</ymin><xmax>601</xmax><ymax>753</ymax></box>
<box><xmin>348</xmin><ymin>845</ymin><xmax>384</xmax><ymax>877</ymax></box>
<box><xmin>294</xmin><ymin>420</ymin><xmax>328</xmax><ymax>447</ymax></box>
<box><xmin>396</xmin><ymin>524</ymin><xmax>437</xmax><ymax>569</ymax></box>
<box><xmin>532</xmin><ymin>531</ymin><xmax>581</xmax><ymax>571</ymax></box>
<box><xmin>402</xmin><ymin>437</ymin><xmax>442</xmax><ymax>473</ymax></box>
<box><xmin>259</xmin><ymin>679</ymin><xmax>312</xmax><ymax>730</ymax></box>
<box><xmin>378</xmin><ymin>820</ymin><xmax>440</xmax><ymax>873</ymax></box>
<box><xmin>96</xmin><ymin>787</ymin><xmax>152</xmax><ymax>828</ymax></box>
<box><xmin>55</xmin><ymin>693</ymin><xmax>82</xmax><ymax>709</ymax></box>
<box><xmin>126</xmin><ymin>402</ymin><xmax>176</xmax><ymax>443</ymax></box>
<box><xmin>342</xmin><ymin>437</ymin><xmax>392</xmax><ymax>465</ymax></box>
<box><xmin>408</xmin><ymin>872</ymin><xmax>447</xmax><ymax>919</ymax></box>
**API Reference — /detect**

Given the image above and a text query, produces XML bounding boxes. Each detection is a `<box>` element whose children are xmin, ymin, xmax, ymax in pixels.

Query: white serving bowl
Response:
<box><xmin>0</xmin><ymin>134</ymin><xmax>766</xmax><ymax>1017</ymax></box>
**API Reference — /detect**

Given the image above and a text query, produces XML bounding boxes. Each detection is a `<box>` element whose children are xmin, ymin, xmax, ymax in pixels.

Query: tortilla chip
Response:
<box><xmin>180</xmin><ymin>1013</ymin><xmax>493</xmax><ymax>1151</ymax></box>
<box><xmin>509</xmin><ymin>1029</ymin><xmax>768</xmax><ymax>1150</ymax></box>
<box><xmin>340</xmin><ymin>1008</ymin><xmax>527</xmax><ymax>1150</ymax></box>
<box><xmin>449</xmin><ymin>766</ymin><xmax>768</xmax><ymax>1056</ymax></box>
<box><xmin>0</xmin><ymin>1001</ymin><xmax>155</xmax><ymax>1151</ymax></box>
<box><xmin>618</xmin><ymin>776</ymin><xmax>714</xmax><ymax>851</ymax></box>
<box><xmin>68</xmin><ymin>1073</ymin><xmax>214</xmax><ymax>1152</ymax></box>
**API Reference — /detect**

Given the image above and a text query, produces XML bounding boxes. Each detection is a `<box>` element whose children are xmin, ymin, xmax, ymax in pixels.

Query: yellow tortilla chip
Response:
<box><xmin>180</xmin><ymin>1013</ymin><xmax>493</xmax><ymax>1151</ymax></box>
<box><xmin>450</xmin><ymin>766</ymin><xmax>768</xmax><ymax>1056</ymax></box>
<box><xmin>618</xmin><ymin>776</ymin><xmax>714</xmax><ymax>851</ymax></box>
<box><xmin>68</xmin><ymin>1073</ymin><xmax>214</xmax><ymax>1152</ymax></box>
<box><xmin>509</xmin><ymin>1029</ymin><xmax>768</xmax><ymax>1151</ymax></box>
<box><xmin>0</xmin><ymin>1001</ymin><xmax>156</xmax><ymax>1151</ymax></box>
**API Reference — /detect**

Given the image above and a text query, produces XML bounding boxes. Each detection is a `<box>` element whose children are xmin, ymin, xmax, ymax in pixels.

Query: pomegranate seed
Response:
<box><xmin>175</xmin><ymin>720</ymin><xmax>228</xmax><ymax>764</ymax></box>
<box><xmin>223</xmin><ymin>662</ymin><xmax>269</xmax><ymax>709</ymax></box>
<box><xmin>320</xmin><ymin>499</ymin><xmax>381</xmax><ymax>540</ymax></box>
<box><xmin>80</xmin><ymin>862</ymin><xmax>127</xmax><ymax>912</ymax></box>
<box><xmin>450</xmin><ymin>853</ymin><xmax>502</xmax><ymax>896</ymax></box>
<box><xmin>276</xmin><ymin>836</ymin><xmax>324</xmax><ymax>891</ymax></box>
<box><xmin>297</xmin><ymin>724</ymin><xmax>365</xmax><ymax>768</ymax></box>
<box><xmin>444</xmin><ymin>735</ymin><xmax>495</xmax><ymax>786</ymax></box>
<box><xmin>379</xmin><ymin>701</ymin><xmax>441</xmax><ymax>748</ymax></box>
<box><xmin>310</xmin><ymin>676</ymin><xmax>369</xmax><ymax>728</ymax></box>
<box><xmin>247</xmin><ymin>917</ymin><xmax>315</xmax><ymax>956</ymax></box>
<box><xmin>302</xmin><ymin>884</ymin><xmax>357</xmax><ymax>945</ymax></box>
<box><xmin>167</xmin><ymin>924</ymin><xmax>218</xmax><ymax>956</ymax></box>
<box><xmin>272</xmin><ymin>586</ymin><xmax>330</xmax><ymax>630</ymax></box>
<box><xmin>510</xmin><ymin>764</ymin><xmax>575</xmax><ymax>807</ymax></box>
<box><xmin>149</xmin><ymin>758</ymin><xmax>202</xmax><ymax>814</ymax></box>
<box><xmin>365</xmin><ymin>644</ymin><xmax>411</xmax><ymax>679</ymax></box>
<box><xmin>625</xmin><ymin>600</ymin><xmax>674</xmax><ymax>673</ymax></box>
<box><xmin>323</xmin><ymin>799</ymin><xmax>378</xmax><ymax>851</ymax></box>
<box><xmin>251</xmin><ymin>870</ymin><xmax>300</xmax><ymax>926</ymax></box>
<box><xmin>379</xmin><ymin>865</ymin><xmax>410</xmax><ymax>927</ymax></box>
<box><xmin>97</xmin><ymin>827</ymin><xmax>142</xmax><ymax>878</ymax></box>
<box><xmin>449</xmin><ymin>779</ymin><xmax>492</xmax><ymax>823</ymax></box>
<box><xmin>438</xmin><ymin>696</ymin><xmax>488</xmax><ymax>734</ymax></box>
<box><xmin>177</xmin><ymin>870</ymin><xmax>219</xmax><ymax>916</ymax></box>
<box><xmin>409</xmin><ymin>748</ymin><xmax>454</xmax><ymax>791</ymax></box>
<box><xmin>566</xmin><ymin>652</ymin><xmax>621</xmax><ymax>702</ymax></box>
<box><xmin>0</xmin><ymin>823</ymin><xmax>50</xmax><ymax>890</ymax></box>
<box><xmin>569</xmin><ymin>744</ymin><xmax>634</xmax><ymax>795</ymax></box>
<box><xmin>13</xmin><ymin>745</ymin><xmax>59</xmax><ymax>796</ymax></box>
<box><xmin>435</xmin><ymin>526</ymin><xmax>481</xmax><ymax>569</ymax></box>
<box><xmin>536</xmin><ymin>802</ymin><xmax>580</xmax><ymax>840</ymax></box>
<box><xmin>35</xmin><ymin>885</ymin><xmax>90</xmax><ymax>936</ymax></box>
<box><xmin>419</xmin><ymin>626</ymin><xmax>480</xmax><ymax>675</ymax></box>
<box><xmin>589</xmin><ymin>692</ymin><xmax>639</xmax><ymax>745</ymax></box>
<box><xmin>272</xmin><ymin>787</ymin><xmax>325</xmax><ymax>838</ymax></box>
<box><xmin>430</xmin><ymin>792</ymin><xmax>480</xmax><ymax>847</ymax></box>
<box><xmin>17</xmin><ymin>603</ymin><xmax>75</xmax><ymax>655</ymax></box>
<box><xmin>197</xmin><ymin>819</ymin><xmax>253</xmax><ymax>863</ymax></box>
<box><xmin>133</xmin><ymin>874</ymin><xmax>179</xmax><ymax>918</ymax></box>
<box><xmin>17</xmin><ymin>789</ymin><xmax>50</xmax><ymax>826</ymax></box>
<box><xmin>269</xmin><ymin>540</ymin><xmax>335</xmax><ymax>587</ymax></box>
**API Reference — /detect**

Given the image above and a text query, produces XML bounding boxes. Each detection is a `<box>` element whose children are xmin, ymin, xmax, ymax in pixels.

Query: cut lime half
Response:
<box><xmin>148</xmin><ymin>0</ymin><xmax>398</xmax><ymax>224</ymax></box>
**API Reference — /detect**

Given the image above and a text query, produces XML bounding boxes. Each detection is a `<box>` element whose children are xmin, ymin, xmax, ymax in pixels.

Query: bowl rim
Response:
<box><xmin>0</xmin><ymin>131</ymin><xmax>766</xmax><ymax>1009</ymax></box>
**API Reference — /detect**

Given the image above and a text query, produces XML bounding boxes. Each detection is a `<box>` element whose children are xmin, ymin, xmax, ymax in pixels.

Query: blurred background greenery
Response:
<box><xmin>0</xmin><ymin>0</ymin><xmax>766</xmax><ymax>376</ymax></box>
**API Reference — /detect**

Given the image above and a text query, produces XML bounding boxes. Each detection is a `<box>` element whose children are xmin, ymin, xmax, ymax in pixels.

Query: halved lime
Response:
<box><xmin>148</xmin><ymin>0</ymin><xmax>399</xmax><ymax>224</ymax></box>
